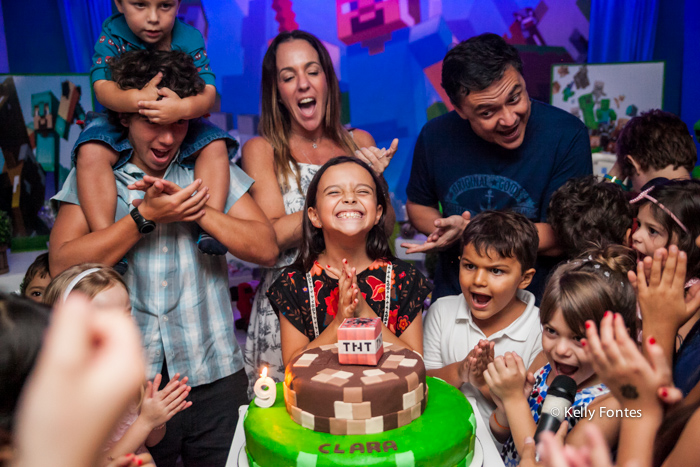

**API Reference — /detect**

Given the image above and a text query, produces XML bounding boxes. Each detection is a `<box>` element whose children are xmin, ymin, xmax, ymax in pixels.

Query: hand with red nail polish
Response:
<box><xmin>632</xmin><ymin>245</ymin><xmax>700</xmax><ymax>365</ymax></box>
<box><xmin>584</xmin><ymin>311</ymin><xmax>677</xmax><ymax>411</ymax></box>
<box><xmin>582</xmin><ymin>311</ymin><xmax>681</xmax><ymax>466</ymax></box>
<box><xmin>105</xmin><ymin>453</ymin><xmax>155</xmax><ymax>467</ymax></box>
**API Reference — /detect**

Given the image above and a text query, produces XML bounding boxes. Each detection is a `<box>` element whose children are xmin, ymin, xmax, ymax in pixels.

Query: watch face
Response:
<box><xmin>141</xmin><ymin>223</ymin><xmax>156</xmax><ymax>234</ymax></box>
<box><xmin>131</xmin><ymin>208</ymin><xmax>156</xmax><ymax>234</ymax></box>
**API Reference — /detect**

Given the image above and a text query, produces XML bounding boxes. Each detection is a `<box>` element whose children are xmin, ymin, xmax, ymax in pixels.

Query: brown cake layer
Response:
<box><xmin>284</xmin><ymin>344</ymin><xmax>427</xmax><ymax>434</ymax></box>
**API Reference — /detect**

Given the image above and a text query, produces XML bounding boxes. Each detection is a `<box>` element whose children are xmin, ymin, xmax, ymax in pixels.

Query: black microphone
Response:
<box><xmin>534</xmin><ymin>375</ymin><xmax>577</xmax><ymax>443</ymax></box>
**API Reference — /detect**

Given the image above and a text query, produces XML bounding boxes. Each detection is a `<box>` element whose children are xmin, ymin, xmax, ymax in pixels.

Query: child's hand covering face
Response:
<box><xmin>631</xmin><ymin>245</ymin><xmax>700</xmax><ymax>340</ymax></box>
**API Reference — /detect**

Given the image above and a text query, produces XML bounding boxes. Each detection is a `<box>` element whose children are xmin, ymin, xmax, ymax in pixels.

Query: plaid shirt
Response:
<box><xmin>54</xmin><ymin>160</ymin><xmax>253</xmax><ymax>386</ymax></box>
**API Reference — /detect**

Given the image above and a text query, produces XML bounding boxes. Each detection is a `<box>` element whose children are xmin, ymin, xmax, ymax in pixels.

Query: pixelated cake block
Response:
<box><xmin>338</xmin><ymin>317</ymin><xmax>384</xmax><ymax>366</ymax></box>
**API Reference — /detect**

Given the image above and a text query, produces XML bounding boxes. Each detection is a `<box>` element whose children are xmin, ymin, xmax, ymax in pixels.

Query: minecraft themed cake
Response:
<box><xmin>243</xmin><ymin>343</ymin><xmax>477</xmax><ymax>466</ymax></box>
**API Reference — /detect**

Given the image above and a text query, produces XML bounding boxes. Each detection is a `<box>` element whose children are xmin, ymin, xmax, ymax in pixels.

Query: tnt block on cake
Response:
<box><xmin>338</xmin><ymin>318</ymin><xmax>384</xmax><ymax>365</ymax></box>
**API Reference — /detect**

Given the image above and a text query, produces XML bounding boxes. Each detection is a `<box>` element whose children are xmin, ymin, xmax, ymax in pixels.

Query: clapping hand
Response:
<box><xmin>326</xmin><ymin>259</ymin><xmax>362</xmax><ymax>323</ymax></box>
<box><xmin>139</xmin><ymin>373</ymin><xmax>193</xmax><ymax>430</ymax></box>
<box><xmin>130</xmin><ymin>178</ymin><xmax>208</xmax><ymax>224</ymax></box>
<box><xmin>484</xmin><ymin>352</ymin><xmax>533</xmax><ymax>403</ymax></box>
<box><xmin>401</xmin><ymin>211</ymin><xmax>471</xmax><ymax>254</ymax></box>
<box><xmin>355</xmin><ymin>138</ymin><xmax>398</xmax><ymax>176</ymax></box>
<box><xmin>459</xmin><ymin>340</ymin><xmax>495</xmax><ymax>388</ymax></box>
<box><xmin>523</xmin><ymin>425</ymin><xmax>614</xmax><ymax>467</ymax></box>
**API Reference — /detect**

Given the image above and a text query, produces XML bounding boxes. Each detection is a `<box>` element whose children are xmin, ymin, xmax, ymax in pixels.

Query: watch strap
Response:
<box><xmin>130</xmin><ymin>207</ymin><xmax>156</xmax><ymax>234</ymax></box>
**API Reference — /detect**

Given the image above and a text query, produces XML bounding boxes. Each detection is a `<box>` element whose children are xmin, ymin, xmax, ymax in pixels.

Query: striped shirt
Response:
<box><xmin>54</xmin><ymin>160</ymin><xmax>253</xmax><ymax>386</ymax></box>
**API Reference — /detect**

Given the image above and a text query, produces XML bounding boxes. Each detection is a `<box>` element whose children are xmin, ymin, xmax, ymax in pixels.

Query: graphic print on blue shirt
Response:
<box><xmin>443</xmin><ymin>174</ymin><xmax>538</xmax><ymax>219</ymax></box>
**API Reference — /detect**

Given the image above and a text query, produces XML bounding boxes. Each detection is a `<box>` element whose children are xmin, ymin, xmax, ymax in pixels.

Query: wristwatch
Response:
<box><xmin>130</xmin><ymin>207</ymin><xmax>156</xmax><ymax>234</ymax></box>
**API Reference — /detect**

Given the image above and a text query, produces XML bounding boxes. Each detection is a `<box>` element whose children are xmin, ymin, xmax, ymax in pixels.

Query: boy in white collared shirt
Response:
<box><xmin>423</xmin><ymin>211</ymin><xmax>544</xmax><ymax>441</ymax></box>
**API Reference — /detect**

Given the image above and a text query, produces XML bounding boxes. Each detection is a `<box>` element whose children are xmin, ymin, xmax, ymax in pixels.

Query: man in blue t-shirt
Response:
<box><xmin>405</xmin><ymin>33</ymin><xmax>592</xmax><ymax>302</ymax></box>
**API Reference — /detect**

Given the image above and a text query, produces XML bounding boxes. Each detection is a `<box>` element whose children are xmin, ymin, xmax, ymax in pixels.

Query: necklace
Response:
<box><xmin>294</xmin><ymin>132</ymin><xmax>322</xmax><ymax>149</ymax></box>
<box><xmin>299</xmin><ymin>147</ymin><xmax>314</xmax><ymax>165</ymax></box>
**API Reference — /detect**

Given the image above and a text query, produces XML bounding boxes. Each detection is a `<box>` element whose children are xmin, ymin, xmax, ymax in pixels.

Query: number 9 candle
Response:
<box><xmin>253</xmin><ymin>366</ymin><xmax>276</xmax><ymax>408</ymax></box>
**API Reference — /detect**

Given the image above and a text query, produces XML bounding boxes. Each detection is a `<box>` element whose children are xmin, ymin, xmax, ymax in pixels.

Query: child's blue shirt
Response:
<box><xmin>90</xmin><ymin>13</ymin><xmax>215</xmax><ymax>86</ymax></box>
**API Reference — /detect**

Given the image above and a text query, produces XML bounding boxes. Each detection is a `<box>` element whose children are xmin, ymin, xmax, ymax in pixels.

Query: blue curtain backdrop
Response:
<box><xmin>588</xmin><ymin>0</ymin><xmax>659</xmax><ymax>62</ymax></box>
<box><xmin>57</xmin><ymin>0</ymin><xmax>113</xmax><ymax>73</ymax></box>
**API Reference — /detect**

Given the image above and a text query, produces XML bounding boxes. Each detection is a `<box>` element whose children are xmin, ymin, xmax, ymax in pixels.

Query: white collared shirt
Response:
<box><xmin>423</xmin><ymin>290</ymin><xmax>543</xmax><ymax>438</ymax></box>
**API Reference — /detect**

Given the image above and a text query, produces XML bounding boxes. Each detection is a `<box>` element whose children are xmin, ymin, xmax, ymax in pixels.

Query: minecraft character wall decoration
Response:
<box><xmin>337</xmin><ymin>0</ymin><xmax>420</xmax><ymax>54</ymax></box>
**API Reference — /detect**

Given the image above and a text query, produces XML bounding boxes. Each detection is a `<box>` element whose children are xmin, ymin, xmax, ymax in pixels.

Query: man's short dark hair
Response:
<box><xmin>107</xmin><ymin>50</ymin><xmax>205</xmax><ymax>130</ymax></box>
<box><xmin>616</xmin><ymin>109</ymin><xmax>697</xmax><ymax>179</ymax></box>
<box><xmin>461</xmin><ymin>210</ymin><xmax>538</xmax><ymax>271</ymax></box>
<box><xmin>548</xmin><ymin>175</ymin><xmax>633</xmax><ymax>258</ymax></box>
<box><xmin>441</xmin><ymin>33</ymin><xmax>523</xmax><ymax>108</ymax></box>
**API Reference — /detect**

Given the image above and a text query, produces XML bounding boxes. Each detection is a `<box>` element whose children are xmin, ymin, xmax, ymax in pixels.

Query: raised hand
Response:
<box><xmin>401</xmin><ymin>211</ymin><xmax>471</xmax><ymax>254</ymax></box>
<box><xmin>630</xmin><ymin>245</ymin><xmax>700</xmax><ymax>361</ymax></box>
<box><xmin>139</xmin><ymin>373</ymin><xmax>193</xmax><ymax>430</ymax></box>
<box><xmin>583</xmin><ymin>312</ymin><xmax>681</xmax><ymax>413</ymax></box>
<box><xmin>138</xmin><ymin>87</ymin><xmax>187</xmax><ymax>124</ymax></box>
<box><xmin>354</xmin><ymin>138</ymin><xmax>398</xmax><ymax>176</ymax></box>
<box><xmin>325</xmin><ymin>259</ymin><xmax>362</xmax><ymax>323</ymax></box>
<box><xmin>470</xmin><ymin>340</ymin><xmax>495</xmax><ymax>387</ymax></box>
<box><xmin>483</xmin><ymin>352</ymin><xmax>528</xmax><ymax>403</ymax></box>
<box><xmin>534</xmin><ymin>425</ymin><xmax>614</xmax><ymax>467</ymax></box>
<box><xmin>13</xmin><ymin>296</ymin><xmax>145</xmax><ymax>467</ymax></box>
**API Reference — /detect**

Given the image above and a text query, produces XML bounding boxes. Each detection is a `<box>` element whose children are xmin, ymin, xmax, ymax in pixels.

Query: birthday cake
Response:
<box><xmin>243</xmin><ymin>344</ymin><xmax>477</xmax><ymax>466</ymax></box>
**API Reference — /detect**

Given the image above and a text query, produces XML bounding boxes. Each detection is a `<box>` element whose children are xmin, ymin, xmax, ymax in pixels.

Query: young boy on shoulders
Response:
<box><xmin>423</xmin><ymin>210</ymin><xmax>545</xmax><ymax>434</ymax></box>
<box><xmin>76</xmin><ymin>0</ymin><xmax>232</xmax><ymax>265</ymax></box>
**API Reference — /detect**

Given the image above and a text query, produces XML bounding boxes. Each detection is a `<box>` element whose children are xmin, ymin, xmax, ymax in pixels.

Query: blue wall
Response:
<box><xmin>2</xmin><ymin>0</ymin><xmax>70</xmax><ymax>73</ymax></box>
<box><xmin>653</xmin><ymin>0</ymin><xmax>684</xmax><ymax>115</ymax></box>
<box><xmin>0</xmin><ymin>0</ymin><xmax>8</xmax><ymax>73</ymax></box>
<box><xmin>681</xmin><ymin>0</ymin><xmax>700</xmax><ymax>152</ymax></box>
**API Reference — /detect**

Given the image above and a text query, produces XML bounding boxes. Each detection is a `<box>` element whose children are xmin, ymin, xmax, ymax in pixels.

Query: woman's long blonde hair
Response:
<box><xmin>259</xmin><ymin>30</ymin><xmax>358</xmax><ymax>192</ymax></box>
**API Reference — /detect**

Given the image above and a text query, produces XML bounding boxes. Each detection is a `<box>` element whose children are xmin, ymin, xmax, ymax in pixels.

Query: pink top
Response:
<box><xmin>103</xmin><ymin>402</ymin><xmax>149</xmax><ymax>459</ymax></box>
